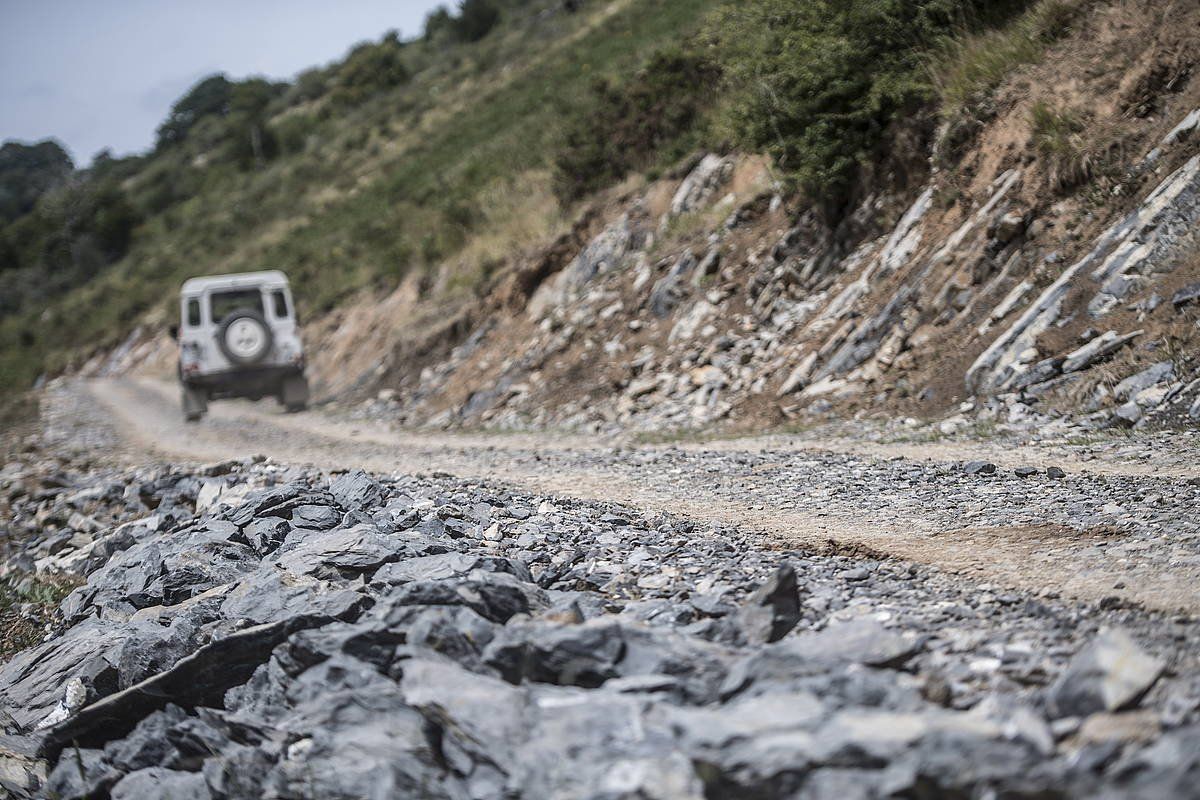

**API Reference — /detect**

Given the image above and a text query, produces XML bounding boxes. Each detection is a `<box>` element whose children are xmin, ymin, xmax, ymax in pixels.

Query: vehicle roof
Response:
<box><xmin>181</xmin><ymin>270</ymin><xmax>290</xmax><ymax>295</ymax></box>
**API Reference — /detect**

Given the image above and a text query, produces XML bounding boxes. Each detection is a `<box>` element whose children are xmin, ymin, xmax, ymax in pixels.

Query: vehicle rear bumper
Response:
<box><xmin>181</xmin><ymin>364</ymin><xmax>304</xmax><ymax>398</ymax></box>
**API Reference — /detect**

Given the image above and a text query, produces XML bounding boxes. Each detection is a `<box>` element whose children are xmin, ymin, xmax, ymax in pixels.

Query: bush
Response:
<box><xmin>332</xmin><ymin>34</ymin><xmax>411</xmax><ymax>108</ymax></box>
<box><xmin>424</xmin><ymin>6</ymin><xmax>455</xmax><ymax>40</ymax></box>
<box><xmin>453</xmin><ymin>0</ymin><xmax>501</xmax><ymax>43</ymax></box>
<box><xmin>274</xmin><ymin>113</ymin><xmax>319</xmax><ymax>156</ymax></box>
<box><xmin>710</xmin><ymin>0</ymin><xmax>1032</xmax><ymax>216</ymax></box>
<box><xmin>424</xmin><ymin>0</ymin><xmax>500</xmax><ymax>44</ymax></box>
<box><xmin>1030</xmin><ymin>101</ymin><xmax>1094</xmax><ymax>192</ymax></box>
<box><xmin>0</xmin><ymin>178</ymin><xmax>140</xmax><ymax>317</ymax></box>
<box><xmin>554</xmin><ymin>48</ymin><xmax>721</xmax><ymax>203</ymax></box>
<box><xmin>224</xmin><ymin>79</ymin><xmax>286</xmax><ymax>169</ymax></box>
<box><xmin>156</xmin><ymin>74</ymin><xmax>234</xmax><ymax>148</ymax></box>
<box><xmin>289</xmin><ymin>68</ymin><xmax>329</xmax><ymax>104</ymax></box>
<box><xmin>0</xmin><ymin>140</ymin><xmax>74</xmax><ymax>225</ymax></box>
<box><xmin>933</xmin><ymin>0</ymin><xmax>1081</xmax><ymax>122</ymax></box>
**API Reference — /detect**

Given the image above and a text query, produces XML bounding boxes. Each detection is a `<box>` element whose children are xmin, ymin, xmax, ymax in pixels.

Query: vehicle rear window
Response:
<box><xmin>209</xmin><ymin>289</ymin><xmax>264</xmax><ymax>322</ymax></box>
<box><xmin>186</xmin><ymin>299</ymin><xmax>201</xmax><ymax>327</ymax></box>
<box><xmin>271</xmin><ymin>290</ymin><xmax>289</xmax><ymax>318</ymax></box>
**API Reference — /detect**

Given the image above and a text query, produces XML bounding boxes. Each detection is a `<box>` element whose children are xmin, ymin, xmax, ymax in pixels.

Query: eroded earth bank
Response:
<box><xmin>0</xmin><ymin>381</ymin><xmax>1198</xmax><ymax>798</ymax></box>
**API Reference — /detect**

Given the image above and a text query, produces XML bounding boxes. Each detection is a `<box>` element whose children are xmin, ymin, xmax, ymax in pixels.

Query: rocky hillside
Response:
<box><xmin>304</xmin><ymin>0</ymin><xmax>1199</xmax><ymax>438</ymax></box>
<box><xmin>88</xmin><ymin>0</ymin><xmax>1200</xmax><ymax>442</ymax></box>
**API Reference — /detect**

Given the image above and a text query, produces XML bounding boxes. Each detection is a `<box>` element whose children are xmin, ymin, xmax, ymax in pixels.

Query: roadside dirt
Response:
<box><xmin>74</xmin><ymin>377</ymin><xmax>1200</xmax><ymax>613</ymax></box>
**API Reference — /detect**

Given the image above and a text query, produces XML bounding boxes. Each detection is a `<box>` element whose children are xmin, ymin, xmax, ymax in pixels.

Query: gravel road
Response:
<box><xmin>0</xmin><ymin>377</ymin><xmax>1196</xmax><ymax>798</ymax></box>
<box><xmin>76</xmin><ymin>377</ymin><xmax>1200</xmax><ymax>613</ymax></box>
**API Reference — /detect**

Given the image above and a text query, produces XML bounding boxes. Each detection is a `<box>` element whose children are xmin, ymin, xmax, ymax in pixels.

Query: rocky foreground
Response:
<box><xmin>0</xmin><ymin>449</ymin><xmax>1198</xmax><ymax>799</ymax></box>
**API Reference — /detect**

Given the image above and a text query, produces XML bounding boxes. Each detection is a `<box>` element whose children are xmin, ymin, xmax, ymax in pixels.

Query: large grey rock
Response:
<box><xmin>219</xmin><ymin>566</ymin><xmax>365</xmax><ymax>625</ymax></box>
<box><xmin>1172</xmin><ymin>281</ymin><xmax>1200</xmax><ymax>310</ymax></box>
<box><xmin>290</xmin><ymin>503</ymin><xmax>343</xmax><ymax>530</ymax></box>
<box><xmin>1115</xmin><ymin>361</ymin><xmax>1175</xmax><ymax>402</ymax></box>
<box><xmin>1062</xmin><ymin>330</ymin><xmax>1143</xmax><ymax>373</ymax></box>
<box><xmin>42</xmin><ymin>616</ymin><xmax>340</xmax><ymax>758</ymax></box>
<box><xmin>648</xmin><ymin>252</ymin><xmax>698</xmax><ymax>318</ymax></box>
<box><xmin>734</xmin><ymin>564</ymin><xmax>802</xmax><ymax>643</ymax></box>
<box><xmin>372</xmin><ymin>552</ymin><xmax>532</xmax><ymax>586</ymax></box>
<box><xmin>264</xmin><ymin>659</ymin><xmax>457</xmax><ymax>799</ymax></box>
<box><xmin>721</xmin><ymin>620</ymin><xmax>925</xmax><ymax>701</ymax></box>
<box><xmin>788</xmin><ymin>619</ymin><xmax>925</xmax><ymax>669</ymax></box>
<box><xmin>1047</xmin><ymin>628</ymin><xmax>1165</xmax><ymax>718</ymax></box>
<box><xmin>401</xmin><ymin>659</ymin><xmax>528</xmax><ymax>796</ymax></box>
<box><xmin>110</xmin><ymin>767</ymin><xmax>212</xmax><ymax>800</ymax></box>
<box><xmin>509</xmin><ymin>685</ymin><xmax>702</xmax><ymax>800</ymax></box>
<box><xmin>0</xmin><ymin>619</ymin><xmax>127</xmax><ymax>731</ymax></box>
<box><xmin>381</xmin><ymin>571</ymin><xmax>546</xmax><ymax>624</ymax></box>
<box><xmin>485</xmin><ymin>618</ymin><xmax>732</xmax><ymax>702</ymax></box>
<box><xmin>328</xmin><ymin>469</ymin><xmax>385</xmax><ymax>511</ymax></box>
<box><xmin>668</xmin><ymin>154</ymin><xmax>732</xmax><ymax>218</ymax></box>
<box><xmin>273</xmin><ymin>523</ymin><xmax>402</xmax><ymax>579</ymax></box>
<box><xmin>43</xmin><ymin>746</ymin><xmax>117</xmax><ymax>800</ymax></box>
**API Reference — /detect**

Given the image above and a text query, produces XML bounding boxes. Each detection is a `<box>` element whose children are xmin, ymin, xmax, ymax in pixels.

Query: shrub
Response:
<box><xmin>274</xmin><ymin>113</ymin><xmax>319</xmax><ymax>156</ymax></box>
<box><xmin>424</xmin><ymin>0</ymin><xmax>500</xmax><ymax>44</ymax></box>
<box><xmin>0</xmin><ymin>178</ymin><xmax>140</xmax><ymax>317</ymax></box>
<box><xmin>332</xmin><ymin>34</ymin><xmax>411</xmax><ymax>108</ymax></box>
<box><xmin>933</xmin><ymin>0</ymin><xmax>1082</xmax><ymax>121</ymax></box>
<box><xmin>289</xmin><ymin>68</ymin><xmax>329</xmax><ymax>104</ymax></box>
<box><xmin>554</xmin><ymin>48</ymin><xmax>721</xmax><ymax>203</ymax></box>
<box><xmin>89</xmin><ymin>184</ymin><xmax>138</xmax><ymax>258</ymax></box>
<box><xmin>710</xmin><ymin>0</ymin><xmax>1032</xmax><ymax>216</ymax></box>
<box><xmin>0</xmin><ymin>140</ymin><xmax>74</xmax><ymax>225</ymax></box>
<box><xmin>1030</xmin><ymin>101</ymin><xmax>1094</xmax><ymax>192</ymax></box>
<box><xmin>156</xmin><ymin>74</ymin><xmax>234</xmax><ymax>148</ymax></box>
<box><xmin>453</xmin><ymin>0</ymin><xmax>501</xmax><ymax>43</ymax></box>
<box><xmin>424</xmin><ymin>6</ymin><xmax>455</xmax><ymax>40</ymax></box>
<box><xmin>225</xmin><ymin>79</ymin><xmax>287</xmax><ymax>169</ymax></box>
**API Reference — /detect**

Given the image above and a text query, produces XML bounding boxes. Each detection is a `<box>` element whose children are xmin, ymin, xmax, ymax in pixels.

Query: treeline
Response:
<box><xmin>0</xmin><ymin>0</ymin><xmax>519</xmax><ymax>324</ymax></box>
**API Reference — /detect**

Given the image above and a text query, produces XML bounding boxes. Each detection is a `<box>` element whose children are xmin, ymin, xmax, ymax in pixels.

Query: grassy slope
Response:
<box><xmin>0</xmin><ymin>0</ymin><xmax>721</xmax><ymax>390</ymax></box>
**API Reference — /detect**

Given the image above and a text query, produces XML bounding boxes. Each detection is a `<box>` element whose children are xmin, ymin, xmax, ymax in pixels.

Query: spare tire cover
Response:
<box><xmin>217</xmin><ymin>309</ymin><xmax>273</xmax><ymax>365</ymax></box>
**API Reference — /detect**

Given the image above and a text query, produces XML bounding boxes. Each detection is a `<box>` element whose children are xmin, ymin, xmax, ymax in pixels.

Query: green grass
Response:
<box><xmin>932</xmin><ymin>0</ymin><xmax>1083</xmax><ymax>122</ymax></box>
<box><xmin>0</xmin><ymin>574</ymin><xmax>79</xmax><ymax>659</ymax></box>
<box><xmin>1030</xmin><ymin>100</ymin><xmax>1095</xmax><ymax>191</ymax></box>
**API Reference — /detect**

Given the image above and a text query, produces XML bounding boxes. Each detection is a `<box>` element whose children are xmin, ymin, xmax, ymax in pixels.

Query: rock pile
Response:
<box><xmin>1</xmin><ymin>459</ymin><xmax>1198</xmax><ymax>798</ymax></box>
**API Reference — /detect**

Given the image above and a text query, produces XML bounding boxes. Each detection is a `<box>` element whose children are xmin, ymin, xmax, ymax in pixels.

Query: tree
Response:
<box><xmin>156</xmin><ymin>74</ymin><xmax>234</xmax><ymax>148</ymax></box>
<box><xmin>333</xmin><ymin>35</ymin><xmax>410</xmax><ymax>108</ymax></box>
<box><xmin>0</xmin><ymin>140</ymin><xmax>74</xmax><ymax>225</ymax></box>
<box><xmin>453</xmin><ymin>0</ymin><xmax>500</xmax><ymax>42</ymax></box>
<box><xmin>423</xmin><ymin>6</ymin><xmax>454</xmax><ymax>40</ymax></box>
<box><xmin>89</xmin><ymin>184</ymin><xmax>138</xmax><ymax>258</ymax></box>
<box><xmin>225</xmin><ymin>79</ymin><xmax>286</xmax><ymax>168</ymax></box>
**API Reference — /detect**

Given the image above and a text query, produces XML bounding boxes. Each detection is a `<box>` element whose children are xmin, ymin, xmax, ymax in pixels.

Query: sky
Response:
<box><xmin>0</xmin><ymin>0</ymin><xmax>444</xmax><ymax>166</ymax></box>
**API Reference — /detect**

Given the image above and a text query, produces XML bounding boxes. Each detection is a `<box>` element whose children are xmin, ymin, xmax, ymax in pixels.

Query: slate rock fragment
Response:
<box><xmin>1047</xmin><ymin>628</ymin><xmax>1165</xmax><ymax>719</ymax></box>
<box><xmin>734</xmin><ymin>563</ymin><xmax>802</xmax><ymax>644</ymax></box>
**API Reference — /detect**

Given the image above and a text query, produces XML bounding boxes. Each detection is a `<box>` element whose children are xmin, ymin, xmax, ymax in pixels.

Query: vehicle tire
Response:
<box><xmin>281</xmin><ymin>374</ymin><xmax>309</xmax><ymax>413</ymax></box>
<box><xmin>182</xmin><ymin>385</ymin><xmax>207</xmax><ymax>422</ymax></box>
<box><xmin>216</xmin><ymin>309</ymin><xmax>273</xmax><ymax>366</ymax></box>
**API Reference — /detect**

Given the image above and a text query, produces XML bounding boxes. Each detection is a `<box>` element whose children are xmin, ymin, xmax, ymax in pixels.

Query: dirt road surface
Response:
<box><xmin>80</xmin><ymin>376</ymin><xmax>1200</xmax><ymax>613</ymax></box>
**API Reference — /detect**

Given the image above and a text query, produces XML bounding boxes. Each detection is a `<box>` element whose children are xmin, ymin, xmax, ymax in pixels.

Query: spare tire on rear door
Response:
<box><xmin>216</xmin><ymin>308</ymin><xmax>273</xmax><ymax>366</ymax></box>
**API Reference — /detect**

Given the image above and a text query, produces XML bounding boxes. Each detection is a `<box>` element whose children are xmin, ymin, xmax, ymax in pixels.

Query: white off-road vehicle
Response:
<box><xmin>174</xmin><ymin>270</ymin><xmax>309</xmax><ymax>421</ymax></box>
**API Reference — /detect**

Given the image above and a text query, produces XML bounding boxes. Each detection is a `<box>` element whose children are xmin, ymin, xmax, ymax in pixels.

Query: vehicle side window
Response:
<box><xmin>272</xmin><ymin>290</ymin><xmax>289</xmax><ymax>319</ymax></box>
<box><xmin>186</xmin><ymin>299</ymin><xmax>201</xmax><ymax>327</ymax></box>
